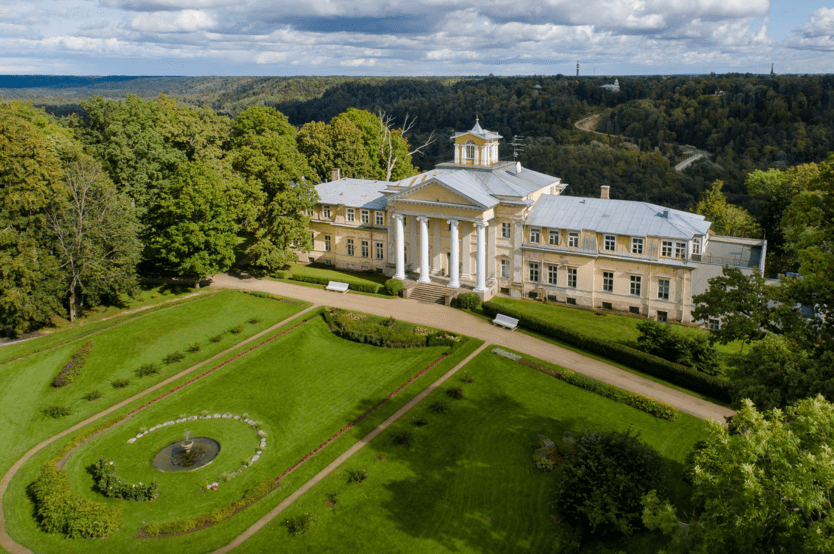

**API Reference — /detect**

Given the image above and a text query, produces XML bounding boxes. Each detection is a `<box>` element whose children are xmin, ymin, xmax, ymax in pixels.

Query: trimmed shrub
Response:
<box><xmin>92</xmin><ymin>458</ymin><xmax>159</xmax><ymax>501</ymax></box>
<box><xmin>248</xmin><ymin>290</ymin><xmax>272</xmax><ymax>298</ymax></box>
<box><xmin>44</xmin><ymin>405</ymin><xmax>71</xmax><ymax>419</ymax></box>
<box><xmin>285</xmin><ymin>513</ymin><xmax>313</xmax><ymax>536</ymax></box>
<box><xmin>247</xmin><ymin>317</ymin><xmax>261</xmax><ymax>325</ymax></box>
<box><xmin>347</xmin><ymin>469</ymin><xmax>368</xmax><ymax>484</ymax></box>
<box><xmin>457</xmin><ymin>292</ymin><xmax>481</xmax><ymax>310</ymax></box>
<box><xmin>384</xmin><ymin>278</ymin><xmax>404</xmax><ymax>296</ymax></box>
<box><xmin>112</xmin><ymin>378</ymin><xmax>130</xmax><ymax>389</ymax></box>
<box><xmin>83</xmin><ymin>390</ymin><xmax>102</xmax><ymax>401</ymax></box>
<box><xmin>446</xmin><ymin>386</ymin><xmax>465</xmax><ymax>399</ymax></box>
<box><xmin>482</xmin><ymin>301</ymin><xmax>732</xmax><ymax>402</ymax></box>
<box><xmin>230</xmin><ymin>325</ymin><xmax>244</xmax><ymax>334</ymax></box>
<box><xmin>135</xmin><ymin>363</ymin><xmax>159</xmax><ymax>377</ymax></box>
<box><xmin>31</xmin><ymin>468</ymin><xmax>122</xmax><ymax>538</ymax></box>
<box><xmin>391</xmin><ymin>430</ymin><xmax>413</xmax><ymax>447</ymax></box>
<box><xmin>636</xmin><ymin>319</ymin><xmax>721</xmax><ymax>375</ymax></box>
<box><xmin>273</xmin><ymin>270</ymin><xmax>291</xmax><ymax>279</ymax></box>
<box><xmin>162</xmin><ymin>351</ymin><xmax>185</xmax><ymax>365</ymax></box>
<box><xmin>52</xmin><ymin>340</ymin><xmax>93</xmax><ymax>388</ymax></box>
<box><xmin>186</xmin><ymin>343</ymin><xmax>201</xmax><ymax>353</ymax></box>
<box><xmin>209</xmin><ymin>334</ymin><xmax>223</xmax><ymax>343</ymax></box>
<box><xmin>429</xmin><ymin>400</ymin><xmax>449</xmax><ymax>414</ymax></box>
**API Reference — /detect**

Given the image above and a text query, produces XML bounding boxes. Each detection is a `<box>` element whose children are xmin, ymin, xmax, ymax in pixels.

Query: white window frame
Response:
<box><xmin>375</xmin><ymin>242</ymin><xmax>384</xmax><ymax>260</ymax></box>
<box><xmin>375</xmin><ymin>211</ymin><xmax>385</xmax><ymax>226</ymax></box>
<box><xmin>568</xmin><ymin>232</ymin><xmax>579</xmax><ymax>248</ymax></box>
<box><xmin>500</xmin><ymin>259</ymin><xmax>510</xmax><ymax>278</ymax></box>
<box><xmin>324</xmin><ymin>235</ymin><xmax>331</xmax><ymax>252</ymax></box>
<box><xmin>530</xmin><ymin>228</ymin><xmax>540</xmax><ymax>243</ymax></box>
<box><xmin>361</xmin><ymin>240</ymin><xmax>369</xmax><ymax>258</ymax></box>
<box><xmin>604</xmin><ymin>234</ymin><xmax>616</xmax><ymax>251</ymax></box>
<box><xmin>630</xmin><ymin>275</ymin><xmax>642</xmax><ymax>296</ymax></box>
<box><xmin>567</xmin><ymin>268</ymin><xmax>577</xmax><ymax>288</ymax></box>
<box><xmin>465</xmin><ymin>140</ymin><xmax>475</xmax><ymax>161</ymax></box>
<box><xmin>549</xmin><ymin>230</ymin><xmax>560</xmax><ymax>246</ymax></box>
<box><xmin>708</xmin><ymin>318</ymin><xmax>720</xmax><ymax>331</ymax></box>
<box><xmin>346</xmin><ymin>238</ymin><xmax>354</xmax><ymax>256</ymax></box>
<box><xmin>547</xmin><ymin>265</ymin><xmax>558</xmax><ymax>285</ymax></box>
<box><xmin>529</xmin><ymin>262</ymin><xmax>540</xmax><ymax>282</ymax></box>
<box><xmin>346</xmin><ymin>208</ymin><xmax>355</xmax><ymax>222</ymax></box>
<box><xmin>603</xmin><ymin>271</ymin><xmax>614</xmax><ymax>292</ymax></box>
<box><xmin>323</xmin><ymin>205</ymin><xmax>331</xmax><ymax>219</ymax></box>
<box><xmin>658</xmin><ymin>278</ymin><xmax>670</xmax><ymax>300</ymax></box>
<box><xmin>675</xmin><ymin>241</ymin><xmax>686</xmax><ymax>259</ymax></box>
<box><xmin>631</xmin><ymin>237</ymin><xmax>644</xmax><ymax>255</ymax></box>
<box><xmin>360</xmin><ymin>209</ymin><xmax>370</xmax><ymax>224</ymax></box>
<box><xmin>692</xmin><ymin>237</ymin><xmax>702</xmax><ymax>255</ymax></box>
<box><xmin>501</xmin><ymin>222</ymin><xmax>511</xmax><ymax>239</ymax></box>
<box><xmin>661</xmin><ymin>240</ymin><xmax>672</xmax><ymax>257</ymax></box>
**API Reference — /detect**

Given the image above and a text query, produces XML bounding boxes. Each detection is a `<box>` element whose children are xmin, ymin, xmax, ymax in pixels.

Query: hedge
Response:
<box><xmin>482</xmin><ymin>301</ymin><xmax>732</xmax><ymax>403</ymax></box>
<box><xmin>290</xmin><ymin>274</ymin><xmax>383</xmax><ymax>294</ymax></box>
<box><xmin>52</xmin><ymin>340</ymin><xmax>93</xmax><ymax>387</ymax></box>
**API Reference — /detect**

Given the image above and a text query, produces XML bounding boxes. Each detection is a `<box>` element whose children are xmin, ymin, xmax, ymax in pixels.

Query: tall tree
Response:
<box><xmin>332</xmin><ymin>108</ymin><xmax>418</xmax><ymax>181</ymax></box>
<box><xmin>694</xmin><ymin>180</ymin><xmax>760</xmax><ymax>238</ymax></box>
<box><xmin>151</xmin><ymin>161</ymin><xmax>239</xmax><ymax>284</ymax></box>
<box><xmin>296</xmin><ymin>117</ymin><xmax>374</xmax><ymax>181</ymax></box>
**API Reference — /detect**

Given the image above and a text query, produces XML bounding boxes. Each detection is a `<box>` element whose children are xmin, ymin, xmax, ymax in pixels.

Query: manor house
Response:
<box><xmin>306</xmin><ymin>121</ymin><xmax>765</xmax><ymax>323</ymax></box>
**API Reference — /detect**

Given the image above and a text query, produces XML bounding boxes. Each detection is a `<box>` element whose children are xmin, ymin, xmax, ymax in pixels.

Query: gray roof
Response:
<box><xmin>315</xmin><ymin>179</ymin><xmax>388</xmax><ymax>210</ymax></box>
<box><xmin>450</xmin><ymin>120</ymin><xmax>502</xmax><ymax>141</ymax></box>
<box><xmin>526</xmin><ymin>195</ymin><xmax>711</xmax><ymax>239</ymax></box>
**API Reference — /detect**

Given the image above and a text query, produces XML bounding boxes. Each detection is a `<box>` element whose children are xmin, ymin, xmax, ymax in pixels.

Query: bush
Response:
<box><xmin>556</xmin><ymin>429</ymin><xmax>665</xmax><ymax>536</ymax></box>
<box><xmin>92</xmin><ymin>457</ymin><xmax>159</xmax><ymax>501</ymax></box>
<box><xmin>44</xmin><ymin>405</ymin><xmax>71</xmax><ymax>419</ymax></box>
<box><xmin>285</xmin><ymin>513</ymin><xmax>313</xmax><ymax>536</ymax></box>
<box><xmin>429</xmin><ymin>400</ymin><xmax>448</xmax><ymax>414</ymax></box>
<box><xmin>391</xmin><ymin>430</ymin><xmax>413</xmax><ymax>447</ymax></box>
<box><xmin>162</xmin><ymin>351</ymin><xmax>185</xmax><ymax>365</ymax></box>
<box><xmin>248</xmin><ymin>290</ymin><xmax>272</xmax><ymax>298</ymax></box>
<box><xmin>413</xmin><ymin>418</ymin><xmax>429</xmax><ymax>427</ymax></box>
<box><xmin>384</xmin><ymin>278</ymin><xmax>404</xmax><ymax>296</ymax></box>
<box><xmin>209</xmin><ymin>334</ymin><xmax>223</xmax><ymax>343</ymax></box>
<box><xmin>135</xmin><ymin>363</ymin><xmax>159</xmax><ymax>377</ymax></box>
<box><xmin>457</xmin><ymin>292</ymin><xmax>481</xmax><ymax>310</ymax></box>
<box><xmin>273</xmin><ymin>270</ymin><xmax>291</xmax><ymax>279</ymax></box>
<box><xmin>112</xmin><ymin>378</ymin><xmax>130</xmax><ymax>389</ymax></box>
<box><xmin>636</xmin><ymin>319</ymin><xmax>721</xmax><ymax>375</ymax></box>
<box><xmin>31</xmin><ymin>468</ymin><xmax>122</xmax><ymax>538</ymax></box>
<box><xmin>230</xmin><ymin>325</ymin><xmax>244</xmax><ymax>334</ymax></box>
<box><xmin>248</xmin><ymin>317</ymin><xmax>261</xmax><ymax>324</ymax></box>
<box><xmin>52</xmin><ymin>340</ymin><xmax>93</xmax><ymax>388</ymax></box>
<box><xmin>322</xmin><ymin>309</ymin><xmax>430</xmax><ymax>348</ymax></box>
<box><xmin>186</xmin><ymin>343</ymin><xmax>201</xmax><ymax>353</ymax></box>
<box><xmin>459</xmin><ymin>372</ymin><xmax>475</xmax><ymax>384</ymax></box>
<box><xmin>346</xmin><ymin>469</ymin><xmax>368</xmax><ymax>484</ymax></box>
<box><xmin>291</xmin><ymin>273</ymin><xmax>382</xmax><ymax>293</ymax></box>
<box><xmin>446</xmin><ymin>386</ymin><xmax>465</xmax><ymax>399</ymax></box>
<box><xmin>83</xmin><ymin>390</ymin><xmax>102</xmax><ymax>401</ymax></box>
<box><xmin>482</xmin><ymin>301</ymin><xmax>732</xmax><ymax>402</ymax></box>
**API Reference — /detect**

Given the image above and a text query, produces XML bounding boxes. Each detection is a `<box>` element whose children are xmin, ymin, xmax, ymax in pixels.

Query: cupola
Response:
<box><xmin>450</xmin><ymin>119</ymin><xmax>502</xmax><ymax>166</ymax></box>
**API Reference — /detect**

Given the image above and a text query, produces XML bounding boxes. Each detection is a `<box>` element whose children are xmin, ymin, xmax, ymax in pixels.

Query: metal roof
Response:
<box><xmin>315</xmin><ymin>179</ymin><xmax>388</xmax><ymax>210</ymax></box>
<box><xmin>429</xmin><ymin>172</ymin><xmax>500</xmax><ymax>208</ymax></box>
<box><xmin>526</xmin><ymin>195</ymin><xmax>711</xmax><ymax>239</ymax></box>
<box><xmin>450</xmin><ymin>119</ymin><xmax>502</xmax><ymax>141</ymax></box>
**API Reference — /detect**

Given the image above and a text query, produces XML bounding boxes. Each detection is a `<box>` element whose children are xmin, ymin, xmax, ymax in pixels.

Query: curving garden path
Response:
<box><xmin>1</xmin><ymin>276</ymin><xmax>733</xmax><ymax>554</ymax></box>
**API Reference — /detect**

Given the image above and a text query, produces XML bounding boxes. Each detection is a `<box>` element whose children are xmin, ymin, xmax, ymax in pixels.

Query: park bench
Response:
<box><xmin>326</xmin><ymin>281</ymin><xmax>350</xmax><ymax>293</ymax></box>
<box><xmin>492</xmin><ymin>313</ymin><xmax>519</xmax><ymax>330</ymax></box>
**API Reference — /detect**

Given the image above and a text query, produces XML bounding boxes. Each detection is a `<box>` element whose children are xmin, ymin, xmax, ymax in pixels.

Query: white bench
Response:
<box><xmin>326</xmin><ymin>281</ymin><xmax>350</xmax><ymax>293</ymax></box>
<box><xmin>492</xmin><ymin>313</ymin><xmax>519</xmax><ymax>330</ymax></box>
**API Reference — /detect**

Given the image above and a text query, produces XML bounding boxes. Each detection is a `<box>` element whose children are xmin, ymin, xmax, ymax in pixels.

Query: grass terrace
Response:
<box><xmin>268</xmin><ymin>263</ymin><xmax>395</xmax><ymax>297</ymax></box>
<box><xmin>238</xmin><ymin>347</ymin><xmax>710</xmax><ymax>554</ymax></box>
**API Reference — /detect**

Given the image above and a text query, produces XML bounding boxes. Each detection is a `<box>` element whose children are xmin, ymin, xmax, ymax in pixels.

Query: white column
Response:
<box><xmin>393</xmin><ymin>214</ymin><xmax>405</xmax><ymax>280</ymax></box>
<box><xmin>474</xmin><ymin>222</ymin><xmax>487</xmax><ymax>292</ymax></box>
<box><xmin>417</xmin><ymin>216</ymin><xmax>430</xmax><ymax>284</ymax></box>
<box><xmin>448</xmin><ymin>220</ymin><xmax>460</xmax><ymax>288</ymax></box>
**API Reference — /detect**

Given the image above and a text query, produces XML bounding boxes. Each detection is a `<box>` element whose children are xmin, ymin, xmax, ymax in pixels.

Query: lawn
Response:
<box><xmin>487</xmin><ymin>296</ymin><xmax>746</xmax><ymax>356</ymax></box>
<box><xmin>4</xmin><ymin>312</ymin><xmax>481</xmax><ymax>554</ymax></box>
<box><xmin>267</xmin><ymin>263</ymin><xmax>395</xmax><ymax>298</ymax></box>
<box><xmin>0</xmin><ymin>290</ymin><xmax>309</xmax><ymax>477</ymax></box>
<box><xmin>237</xmin><ymin>347</ymin><xmax>710</xmax><ymax>554</ymax></box>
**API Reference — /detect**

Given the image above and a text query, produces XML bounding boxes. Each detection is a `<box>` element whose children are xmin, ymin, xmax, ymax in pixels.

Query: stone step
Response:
<box><xmin>410</xmin><ymin>284</ymin><xmax>448</xmax><ymax>304</ymax></box>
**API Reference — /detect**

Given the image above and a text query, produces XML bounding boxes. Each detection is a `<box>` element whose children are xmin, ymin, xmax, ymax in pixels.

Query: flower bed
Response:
<box><xmin>93</xmin><ymin>457</ymin><xmax>158</xmax><ymax>501</ymax></box>
<box><xmin>492</xmin><ymin>348</ymin><xmax>680</xmax><ymax>421</ymax></box>
<box><xmin>322</xmin><ymin>308</ymin><xmax>462</xmax><ymax>350</ymax></box>
<box><xmin>52</xmin><ymin>340</ymin><xmax>93</xmax><ymax>387</ymax></box>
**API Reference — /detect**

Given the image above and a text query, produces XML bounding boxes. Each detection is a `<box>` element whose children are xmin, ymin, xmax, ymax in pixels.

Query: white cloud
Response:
<box><xmin>128</xmin><ymin>9</ymin><xmax>217</xmax><ymax>32</ymax></box>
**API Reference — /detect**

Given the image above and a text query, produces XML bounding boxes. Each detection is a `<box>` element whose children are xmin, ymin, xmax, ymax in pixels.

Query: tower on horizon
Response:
<box><xmin>576</xmin><ymin>62</ymin><xmax>579</xmax><ymax>77</ymax></box>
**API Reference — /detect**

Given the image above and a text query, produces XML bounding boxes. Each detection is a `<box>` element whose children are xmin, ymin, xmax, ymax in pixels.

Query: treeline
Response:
<box><xmin>0</xmin><ymin>97</ymin><xmax>419</xmax><ymax>336</ymax></box>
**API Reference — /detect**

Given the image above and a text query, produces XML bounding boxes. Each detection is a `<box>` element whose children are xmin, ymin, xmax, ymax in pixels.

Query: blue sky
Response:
<box><xmin>0</xmin><ymin>0</ymin><xmax>832</xmax><ymax>75</ymax></box>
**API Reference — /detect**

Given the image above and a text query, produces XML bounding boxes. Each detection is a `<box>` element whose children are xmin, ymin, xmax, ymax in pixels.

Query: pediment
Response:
<box><xmin>393</xmin><ymin>181</ymin><xmax>479</xmax><ymax>207</ymax></box>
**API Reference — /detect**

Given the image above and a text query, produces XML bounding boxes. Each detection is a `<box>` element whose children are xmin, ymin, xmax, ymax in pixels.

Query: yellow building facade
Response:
<box><xmin>307</xmin><ymin>122</ymin><xmax>766</xmax><ymax>323</ymax></box>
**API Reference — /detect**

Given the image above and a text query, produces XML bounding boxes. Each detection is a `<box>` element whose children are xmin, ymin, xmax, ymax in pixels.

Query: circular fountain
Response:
<box><xmin>153</xmin><ymin>431</ymin><xmax>220</xmax><ymax>472</ymax></box>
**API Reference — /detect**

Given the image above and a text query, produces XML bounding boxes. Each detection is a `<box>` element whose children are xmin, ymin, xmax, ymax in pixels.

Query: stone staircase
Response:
<box><xmin>410</xmin><ymin>283</ymin><xmax>450</xmax><ymax>304</ymax></box>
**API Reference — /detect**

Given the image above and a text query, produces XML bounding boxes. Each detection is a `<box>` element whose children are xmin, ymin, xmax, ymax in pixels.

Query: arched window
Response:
<box><xmin>465</xmin><ymin>140</ymin><xmax>475</xmax><ymax>162</ymax></box>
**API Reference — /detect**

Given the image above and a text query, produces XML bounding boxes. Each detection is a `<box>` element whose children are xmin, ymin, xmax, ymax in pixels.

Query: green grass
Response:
<box><xmin>289</xmin><ymin>263</ymin><xmax>389</xmax><ymax>286</ymax></box>
<box><xmin>4</xmin><ymin>313</ymin><xmax>481</xmax><ymax>554</ymax></box>
<box><xmin>238</xmin><ymin>348</ymin><xmax>710</xmax><ymax>554</ymax></box>
<box><xmin>0</xmin><ymin>290</ymin><xmax>308</xmax><ymax>477</ymax></box>
<box><xmin>488</xmin><ymin>296</ymin><xmax>745</xmax><ymax>356</ymax></box>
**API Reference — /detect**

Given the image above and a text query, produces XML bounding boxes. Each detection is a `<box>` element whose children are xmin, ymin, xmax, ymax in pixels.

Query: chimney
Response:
<box><xmin>331</xmin><ymin>168</ymin><xmax>341</xmax><ymax>182</ymax></box>
<box><xmin>600</xmin><ymin>186</ymin><xmax>610</xmax><ymax>200</ymax></box>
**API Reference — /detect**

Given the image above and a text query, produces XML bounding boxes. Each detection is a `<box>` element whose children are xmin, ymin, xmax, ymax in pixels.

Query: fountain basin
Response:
<box><xmin>153</xmin><ymin>437</ymin><xmax>220</xmax><ymax>472</ymax></box>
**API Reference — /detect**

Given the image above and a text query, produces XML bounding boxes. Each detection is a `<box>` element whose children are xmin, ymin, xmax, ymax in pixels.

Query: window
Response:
<box><xmin>548</xmin><ymin>265</ymin><xmax>558</xmax><ymax>285</ymax></box>
<box><xmin>567</xmin><ymin>297</ymin><xmax>576</xmax><ymax>305</ymax></box>
<box><xmin>692</xmin><ymin>237</ymin><xmax>701</xmax><ymax>255</ymax></box>
<box><xmin>501</xmin><ymin>259</ymin><xmax>510</xmax><ymax>278</ymax></box>
<box><xmin>360</xmin><ymin>209</ymin><xmax>370</xmax><ymax>224</ymax></box>
<box><xmin>346</xmin><ymin>208</ymin><xmax>355</xmax><ymax>222</ymax></box>
<box><xmin>675</xmin><ymin>242</ymin><xmax>686</xmax><ymax>258</ymax></box>
<box><xmin>661</xmin><ymin>240</ymin><xmax>672</xmax><ymax>257</ymax></box>
<box><xmin>346</xmin><ymin>239</ymin><xmax>354</xmax><ymax>256</ymax></box>
<box><xmin>323</xmin><ymin>205</ymin><xmax>331</xmax><ymax>219</ymax></box>
<box><xmin>361</xmin><ymin>240</ymin><xmax>369</xmax><ymax>258</ymax></box>
<box><xmin>375</xmin><ymin>211</ymin><xmax>384</xmax><ymax>226</ymax></box>
<box><xmin>465</xmin><ymin>140</ymin><xmax>475</xmax><ymax>161</ymax></box>
<box><xmin>708</xmin><ymin>318</ymin><xmax>720</xmax><ymax>331</ymax></box>
<box><xmin>631</xmin><ymin>237</ymin><xmax>643</xmax><ymax>255</ymax></box>
<box><xmin>603</xmin><ymin>271</ymin><xmax>614</xmax><ymax>292</ymax></box>
<box><xmin>502</xmin><ymin>222</ymin><xmax>511</xmax><ymax>239</ymax></box>
<box><xmin>630</xmin><ymin>275</ymin><xmax>642</xmax><ymax>296</ymax></box>
<box><xmin>658</xmin><ymin>279</ymin><xmax>670</xmax><ymax>300</ymax></box>
<box><xmin>324</xmin><ymin>235</ymin><xmax>331</xmax><ymax>252</ymax></box>
<box><xmin>567</xmin><ymin>268</ymin><xmax>577</xmax><ymax>288</ymax></box>
<box><xmin>549</xmin><ymin>230</ymin><xmax>560</xmax><ymax>246</ymax></box>
<box><xmin>375</xmin><ymin>242</ymin><xmax>384</xmax><ymax>260</ymax></box>
<box><xmin>602</xmin><ymin>302</ymin><xmax>613</xmax><ymax>310</ymax></box>
<box><xmin>403</xmin><ymin>245</ymin><xmax>408</xmax><ymax>262</ymax></box>
<box><xmin>569</xmin><ymin>232</ymin><xmax>579</xmax><ymax>248</ymax></box>
<box><xmin>306</xmin><ymin>208</ymin><xmax>313</xmax><ymax>216</ymax></box>
<box><xmin>657</xmin><ymin>311</ymin><xmax>668</xmax><ymax>322</ymax></box>
<box><xmin>630</xmin><ymin>306</ymin><xmax>641</xmax><ymax>315</ymax></box>
<box><xmin>530</xmin><ymin>228</ymin><xmax>540</xmax><ymax>243</ymax></box>
<box><xmin>529</xmin><ymin>262</ymin><xmax>540</xmax><ymax>282</ymax></box>
<box><xmin>604</xmin><ymin>234</ymin><xmax>616</xmax><ymax>251</ymax></box>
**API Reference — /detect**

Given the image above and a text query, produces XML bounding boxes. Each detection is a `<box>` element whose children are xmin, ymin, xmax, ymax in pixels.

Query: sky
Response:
<box><xmin>0</xmin><ymin>0</ymin><xmax>832</xmax><ymax>76</ymax></box>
